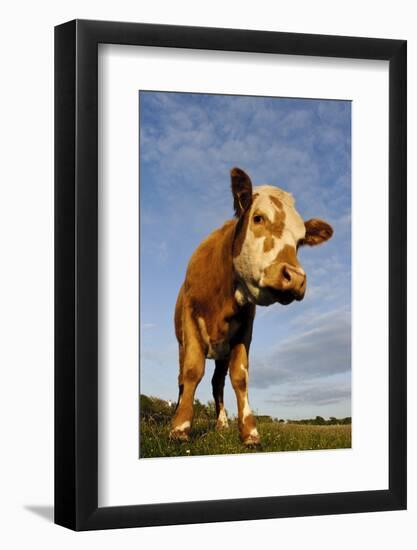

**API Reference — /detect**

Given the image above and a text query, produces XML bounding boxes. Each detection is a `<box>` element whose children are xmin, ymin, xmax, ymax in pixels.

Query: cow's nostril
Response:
<box><xmin>282</xmin><ymin>266</ymin><xmax>292</xmax><ymax>282</ymax></box>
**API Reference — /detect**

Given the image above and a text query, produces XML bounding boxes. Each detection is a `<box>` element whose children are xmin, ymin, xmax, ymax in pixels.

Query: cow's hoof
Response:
<box><xmin>242</xmin><ymin>431</ymin><xmax>261</xmax><ymax>447</ymax></box>
<box><xmin>215</xmin><ymin>409</ymin><xmax>229</xmax><ymax>431</ymax></box>
<box><xmin>215</xmin><ymin>419</ymin><xmax>229</xmax><ymax>431</ymax></box>
<box><xmin>169</xmin><ymin>428</ymin><xmax>190</xmax><ymax>442</ymax></box>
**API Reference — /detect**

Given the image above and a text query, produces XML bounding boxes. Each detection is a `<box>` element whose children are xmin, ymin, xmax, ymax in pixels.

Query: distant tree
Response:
<box><xmin>191</xmin><ymin>399</ymin><xmax>217</xmax><ymax>420</ymax></box>
<box><xmin>278</xmin><ymin>415</ymin><xmax>351</xmax><ymax>426</ymax></box>
<box><xmin>193</xmin><ymin>398</ymin><xmax>205</xmax><ymax>418</ymax></box>
<box><xmin>140</xmin><ymin>394</ymin><xmax>173</xmax><ymax>421</ymax></box>
<box><xmin>205</xmin><ymin>400</ymin><xmax>217</xmax><ymax>418</ymax></box>
<box><xmin>255</xmin><ymin>415</ymin><xmax>272</xmax><ymax>423</ymax></box>
<box><xmin>140</xmin><ymin>394</ymin><xmax>153</xmax><ymax>416</ymax></box>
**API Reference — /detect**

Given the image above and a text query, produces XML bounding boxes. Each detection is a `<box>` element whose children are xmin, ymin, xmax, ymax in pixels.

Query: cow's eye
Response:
<box><xmin>253</xmin><ymin>215</ymin><xmax>264</xmax><ymax>224</ymax></box>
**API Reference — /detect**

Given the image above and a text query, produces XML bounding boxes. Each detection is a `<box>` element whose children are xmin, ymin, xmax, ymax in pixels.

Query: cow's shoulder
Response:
<box><xmin>185</xmin><ymin>219</ymin><xmax>236</xmax><ymax>294</ymax></box>
<box><xmin>187</xmin><ymin>220</ymin><xmax>236</xmax><ymax>270</ymax></box>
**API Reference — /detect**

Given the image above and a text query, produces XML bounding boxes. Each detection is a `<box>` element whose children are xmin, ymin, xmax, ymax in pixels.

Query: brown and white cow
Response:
<box><xmin>170</xmin><ymin>167</ymin><xmax>333</xmax><ymax>445</ymax></box>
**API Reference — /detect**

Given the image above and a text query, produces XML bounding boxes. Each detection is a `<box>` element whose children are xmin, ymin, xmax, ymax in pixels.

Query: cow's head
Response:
<box><xmin>231</xmin><ymin>167</ymin><xmax>333</xmax><ymax>306</ymax></box>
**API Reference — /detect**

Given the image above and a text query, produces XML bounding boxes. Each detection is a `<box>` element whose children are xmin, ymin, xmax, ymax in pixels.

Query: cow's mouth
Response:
<box><xmin>269</xmin><ymin>289</ymin><xmax>297</xmax><ymax>305</ymax></box>
<box><xmin>238</xmin><ymin>280</ymin><xmax>304</xmax><ymax>307</ymax></box>
<box><xmin>259</xmin><ymin>287</ymin><xmax>304</xmax><ymax>306</ymax></box>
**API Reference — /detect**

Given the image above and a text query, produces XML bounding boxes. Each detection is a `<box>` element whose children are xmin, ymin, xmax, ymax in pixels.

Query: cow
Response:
<box><xmin>170</xmin><ymin>167</ymin><xmax>333</xmax><ymax>446</ymax></box>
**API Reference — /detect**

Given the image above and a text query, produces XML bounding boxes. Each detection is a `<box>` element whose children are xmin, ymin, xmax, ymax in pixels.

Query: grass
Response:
<box><xmin>139</xmin><ymin>416</ymin><xmax>351</xmax><ymax>458</ymax></box>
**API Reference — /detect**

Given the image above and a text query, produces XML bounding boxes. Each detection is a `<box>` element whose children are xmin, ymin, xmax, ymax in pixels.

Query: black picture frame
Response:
<box><xmin>55</xmin><ymin>19</ymin><xmax>407</xmax><ymax>531</ymax></box>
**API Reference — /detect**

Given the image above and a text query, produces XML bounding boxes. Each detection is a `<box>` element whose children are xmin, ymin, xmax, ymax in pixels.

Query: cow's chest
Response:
<box><xmin>197</xmin><ymin>315</ymin><xmax>242</xmax><ymax>360</ymax></box>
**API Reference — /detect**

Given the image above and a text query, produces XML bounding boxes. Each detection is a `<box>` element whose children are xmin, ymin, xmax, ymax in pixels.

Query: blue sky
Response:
<box><xmin>139</xmin><ymin>91</ymin><xmax>351</xmax><ymax>420</ymax></box>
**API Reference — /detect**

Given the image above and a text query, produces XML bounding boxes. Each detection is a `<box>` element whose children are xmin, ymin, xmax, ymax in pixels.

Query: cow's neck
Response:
<box><xmin>195</xmin><ymin>220</ymin><xmax>243</xmax><ymax>322</ymax></box>
<box><xmin>231</xmin><ymin>216</ymin><xmax>255</xmax><ymax>308</ymax></box>
<box><xmin>215</xmin><ymin>220</ymin><xmax>241</xmax><ymax>316</ymax></box>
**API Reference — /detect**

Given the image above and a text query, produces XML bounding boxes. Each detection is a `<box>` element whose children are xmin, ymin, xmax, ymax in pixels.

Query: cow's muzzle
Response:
<box><xmin>263</xmin><ymin>262</ymin><xmax>306</xmax><ymax>304</ymax></box>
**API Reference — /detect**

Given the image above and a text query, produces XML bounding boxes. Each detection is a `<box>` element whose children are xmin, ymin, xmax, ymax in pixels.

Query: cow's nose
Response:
<box><xmin>277</xmin><ymin>263</ymin><xmax>306</xmax><ymax>297</ymax></box>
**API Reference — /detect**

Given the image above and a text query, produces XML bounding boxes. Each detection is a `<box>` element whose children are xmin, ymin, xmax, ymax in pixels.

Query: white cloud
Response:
<box><xmin>267</xmin><ymin>384</ymin><xmax>351</xmax><ymax>407</ymax></box>
<box><xmin>250</xmin><ymin>309</ymin><xmax>351</xmax><ymax>389</ymax></box>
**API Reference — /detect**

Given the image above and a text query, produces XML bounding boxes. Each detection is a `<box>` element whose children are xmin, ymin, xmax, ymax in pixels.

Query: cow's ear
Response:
<box><xmin>231</xmin><ymin>167</ymin><xmax>253</xmax><ymax>217</ymax></box>
<box><xmin>302</xmin><ymin>218</ymin><xmax>333</xmax><ymax>246</ymax></box>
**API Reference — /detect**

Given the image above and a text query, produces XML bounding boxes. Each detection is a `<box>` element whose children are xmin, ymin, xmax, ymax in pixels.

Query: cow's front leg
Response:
<box><xmin>229</xmin><ymin>343</ymin><xmax>260</xmax><ymax>446</ymax></box>
<box><xmin>170</xmin><ymin>315</ymin><xmax>205</xmax><ymax>441</ymax></box>
<box><xmin>212</xmin><ymin>360</ymin><xmax>229</xmax><ymax>430</ymax></box>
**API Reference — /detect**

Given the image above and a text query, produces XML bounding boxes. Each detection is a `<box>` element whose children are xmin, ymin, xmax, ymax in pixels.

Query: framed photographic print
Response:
<box><xmin>55</xmin><ymin>20</ymin><xmax>407</xmax><ymax>530</ymax></box>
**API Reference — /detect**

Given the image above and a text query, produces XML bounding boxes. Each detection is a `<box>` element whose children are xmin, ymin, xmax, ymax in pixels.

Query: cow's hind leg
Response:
<box><xmin>170</xmin><ymin>311</ymin><xmax>205</xmax><ymax>441</ymax></box>
<box><xmin>174</xmin><ymin>344</ymin><xmax>185</xmax><ymax>413</ymax></box>
<box><xmin>212</xmin><ymin>360</ymin><xmax>229</xmax><ymax>430</ymax></box>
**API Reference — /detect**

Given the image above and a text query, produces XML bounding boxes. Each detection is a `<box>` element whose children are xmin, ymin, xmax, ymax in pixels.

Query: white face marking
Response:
<box><xmin>250</xmin><ymin>428</ymin><xmax>259</xmax><ymax>437</ymax></box>
<box><xmin>233</xmin><ymin>185</ymin><xmax>306</xmax><ymax>301</ymax></box>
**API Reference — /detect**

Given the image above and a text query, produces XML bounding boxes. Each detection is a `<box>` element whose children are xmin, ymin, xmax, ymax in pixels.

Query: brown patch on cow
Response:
<box><xmin>259</xmin><ymin>197</ymin><xmax>284</xmax><ymax>252</ymax></box>
<box><xmin>275</xmin><ymin>243</ymin><xmax>300</xmax><ymax>266</ymax></box>
<box><xmin>269</xmin><ymin>195</ymin><xmax>283</xmax><ymax>211</ymax></box>
<box><xmin>263</xmin><ymin>236</ymin><xmax>274</xmax><ymax>252</ymax></box>
<box><xmin>250</xmin><ymin>202</ymin><xmax>285</xmax><ymax>241</ymax></box>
